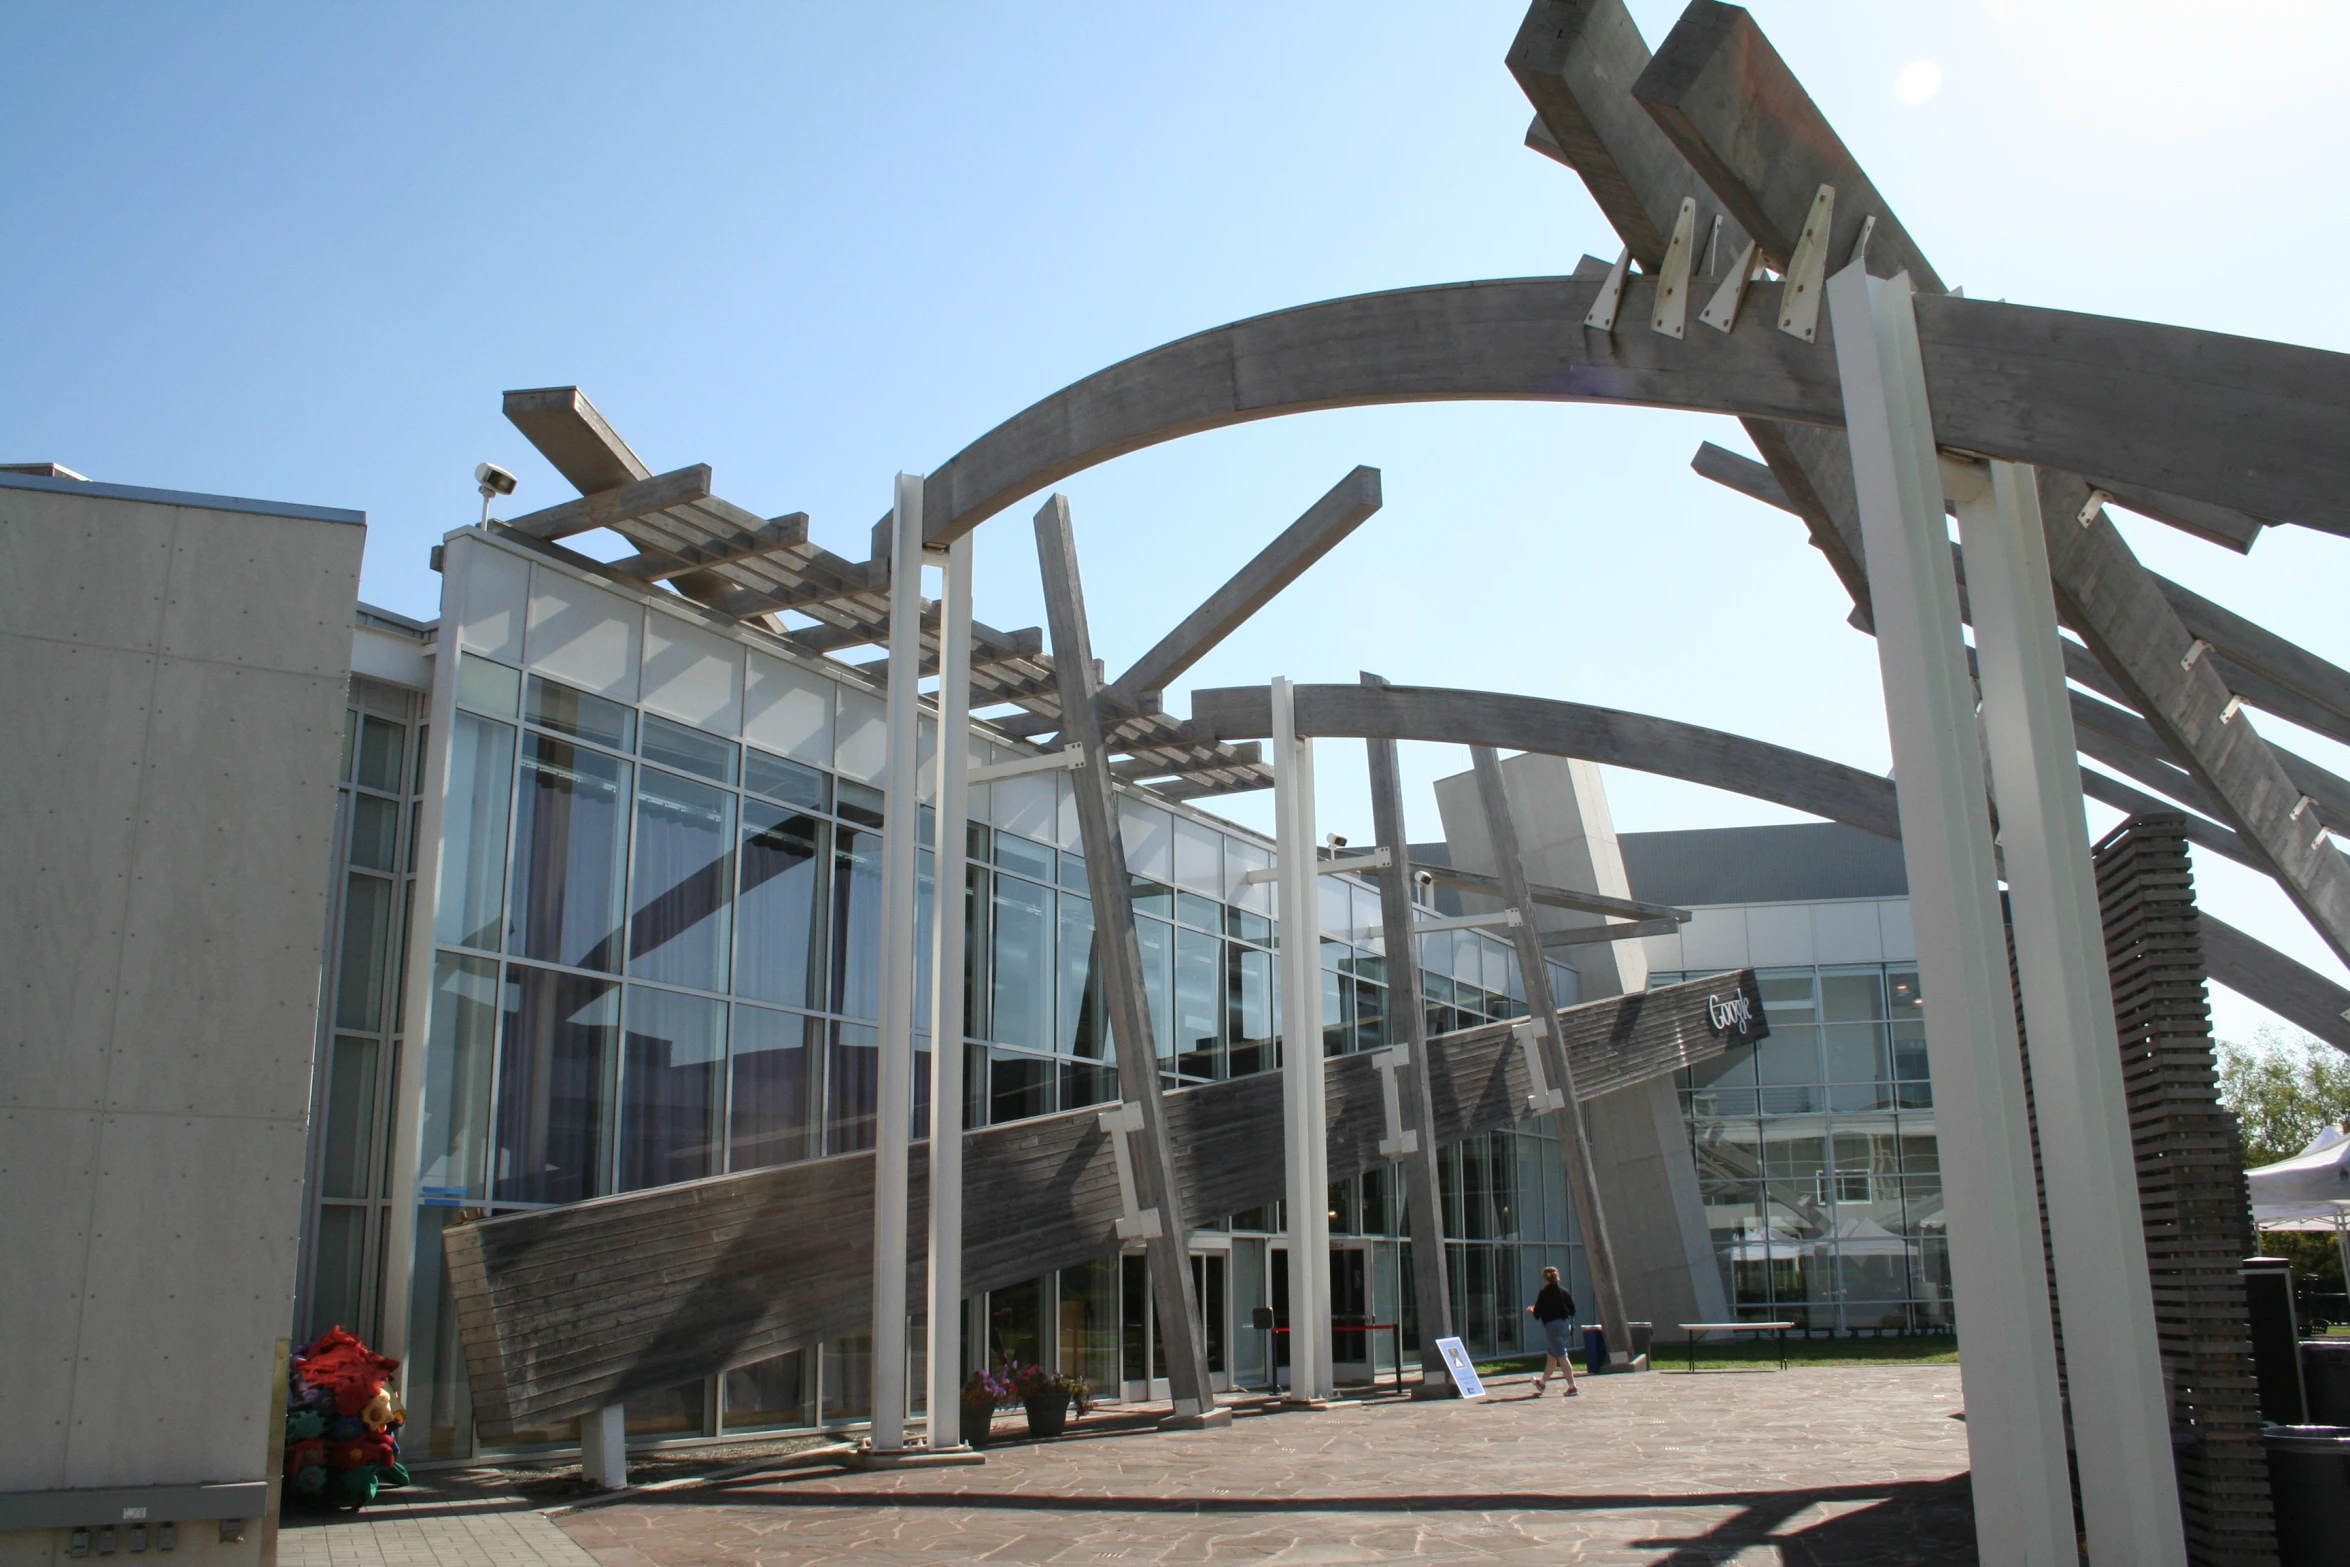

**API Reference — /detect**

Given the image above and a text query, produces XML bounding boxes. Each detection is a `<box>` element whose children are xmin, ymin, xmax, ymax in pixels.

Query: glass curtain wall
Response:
<box><xmin>405</xmin><ymin>650</ymin><xmax>1589</xmax><ymax>1454</ymax></box>
<box><xmin>1664</xmin><ymin>963</ymin><xmax>1947</xmax><ymax>1333</ymax></box>
<box><xmin>300</xmin><ymin>676</ymin><xmax>425</xmax><ymax>1349</ymax></box>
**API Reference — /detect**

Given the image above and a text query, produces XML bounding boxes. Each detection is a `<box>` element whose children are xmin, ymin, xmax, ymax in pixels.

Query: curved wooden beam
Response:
<box><xmin>1189</xmin><ymin>679</ymin><xmax>2350</xmax><ymax>1052</ymax></box>
<box><xmin>919</xmin><ymin>279</ymin><xmax>2350</xmax><ymax>549</ymax></box>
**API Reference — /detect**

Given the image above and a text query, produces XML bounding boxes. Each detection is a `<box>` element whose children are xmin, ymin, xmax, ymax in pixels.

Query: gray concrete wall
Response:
<box><xmin>1433</xmin><ymin>753</ymin><xmax>1730</xmax><ymax>1336</ymax></box>
<box><xmin>0</xmin><ymin>477</ymin><xmax>363</xmax><ymax>1562</ymax></box>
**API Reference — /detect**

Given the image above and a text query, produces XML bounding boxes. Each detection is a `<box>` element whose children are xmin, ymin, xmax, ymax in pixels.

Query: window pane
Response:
<box><xmin>829</xmin><ymin>827</ymin><xmax>882</xmax><ymax>1020</ymax></box>
<box><xmin>730</xmin><ymin>1004</ymin><xmax>812</xmax><ymax>1171</ymax></box>
<box><xmin>1137</xmin><ymin>916</ymin><xmax>1173</xmax><ymax>1067</ymax></box>
<box><xmin>989</xmin><ymin>1049</ymin><xmax>1055</xmax><ymax>1124</ymax></box>
<box><xmin>526</xmin><ymin>674</ymin><xmax>634</xmax><ymax>750</ymax></box>
<box><xmin>418</xmin><ymin>953</ymin><xmax>498</xmax><ymax>1199</ymax></box>
<box><xmin>335</xmin><ymin>873</ymin><xmax>394</xmax><ymax>1032</ymax></box>
<box><xmin>434</xmin><ymin>711</ymin><xmax>515</xmax><ymax>951</ymax></box>
<box><xmin>990</xmin><ymin>875</ymin><xmax>1052</xmax><ymax>1051</ymax></box>
<box><xmin>319</xmin><ymin>1036</ymin><xmax>379</xmax><ymax>1200</ymax></box>
<box><xmin>1176</xmin><ymin>891</ymin><xmax>1220</xmax><ymax>932</ymax></box>
<box><xmin>745</xmin><ymin>748</ymin><xmax>827</xmax><ymax>811</ymax></box>
<box><xmin>640</xmin><ymin>712</ymin><xmax>739</xmax><ymax>785</ymax></box>
<box><xmin>1057</xmin><ymin>894</ymin><xmax>1102</xmax><ymax>1059</ymax></box>
<box><xmin>1824</xmin><ymin>1022</ymin><xmax>1886</xmax><ymax>1084</ymax></box>
<box><xmin>835</xmin><ymin>779</ymin><xmax>884</xmax><ymax>828</ymax></box>
<box><xmin>618</xmin><ymin>986</ymin><xmax>726</xmax><ymax>1192</ymax></box>
<box><xmin>737</xmin><ymin>804</ymin><xmax>825</xmax><ymax>1010</ymax></box>
<box><xmin>309</xmin><ymin>1205</ymin><xmax>368</xmax><ymax>1341</ymax></box>
<box><xmin>509</xmin><ymin>734</ymin><xmax>631</xmax><ymax>972</ymax></box>
<box><xmin>1321</xmin><ymin>966</ymin><xmax>1346</xmax><ymax>1057</ymax></box>
<box><xmin>1228</xmin><ymin>945</ymin><xmax>1274</xmax><ymax>1077</ymax></box>
<box><xmin>994</xmin><ymin>833</ymin><xmax>1053</xmax><ymax>882</ymax></box>
<box><xmin>722</xmin><ymin>1350</ymin><xmax>808</xmax><ymax>1431</ymax></box>
<box><xmin>493</xmin><ymin>965</ymin><xmax>620</xmax><ymax>1204</ymax></box>
<box><xmin>1174</xmin><ymin>926</ymin><xmax>1220</xmax><ymax>1080</ymax></box>
<box><xmin>826</xmin><ymin>1021</ymin><xmax>878</xmax><ymax>1154</ymax></box>
<box><xmin>629</xmin><ymin>769</ymin><xmax>734</xmax><ymax>992</ymax></box>
<box><xmin>1059</xmin><ymin>1057</ymin><xmax>1117</xmax><ymax>1113</ymax></box>
<box><xmin>356</xmin><ymin>714</ymin><xmax>406</xmax><ymax>794</ymax></box>
<box><xmin>349</xmin><ymin>792</ymin><xmax>401</xmax><ymax>873</ymax></box>
<box><xmin>458</xmin><ymin>654</ymin><xmax>520</xmax><ymax>719</ymax></box>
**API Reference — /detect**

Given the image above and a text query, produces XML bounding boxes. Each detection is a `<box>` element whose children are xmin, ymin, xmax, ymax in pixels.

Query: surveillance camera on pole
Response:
<box><xmin>475</xmin><ymin>462</ymin><xmax>518</xmax><ymax>526</ymax></box>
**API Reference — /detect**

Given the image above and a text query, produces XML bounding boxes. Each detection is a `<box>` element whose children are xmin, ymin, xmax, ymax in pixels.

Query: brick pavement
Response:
<box><xmin>555</xmin><ymin>1367</ymin><xmax>1976</xmax><ymax>1566</ymax></box>
<box><xmin>278</xmin><ymin>1480</ymin><xmax>602</xmax><ymax>1567</ymax></box>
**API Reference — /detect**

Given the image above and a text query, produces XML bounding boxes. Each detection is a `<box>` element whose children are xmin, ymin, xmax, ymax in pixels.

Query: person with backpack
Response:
<box><xmin>1525</xmin><ymin>1266</ymin><xmax>1580</xmax><ymax>1397</ymax></box>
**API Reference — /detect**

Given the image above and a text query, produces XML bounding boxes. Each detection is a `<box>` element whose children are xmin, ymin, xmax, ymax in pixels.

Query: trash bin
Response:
<box><xmin>1582</xmin><ymin>1326</ymin><xmax>1609</xmax><ymax>1374</ymax></box>
<box><xmin>2304</xmin><ymin>1341</ymin><xmax>2350</xmax><ymax>1426</ymax></box>
<box><xmin>1629</xmin><ymin>1322</ymin><xmax>1654</xmax><ymax>1363</ymax></box>
<box><xmin>2263</xmin><ymin>1425</ymin><xmax>2350</xmax><ymax>1566</ymax></box>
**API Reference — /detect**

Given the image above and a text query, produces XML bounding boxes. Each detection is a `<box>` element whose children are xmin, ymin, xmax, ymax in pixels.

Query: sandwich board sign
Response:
<box><xmin>1434</xmin><ymin>1336</ymin><xmax>1486</xmax><ymax>1399</ymax></box>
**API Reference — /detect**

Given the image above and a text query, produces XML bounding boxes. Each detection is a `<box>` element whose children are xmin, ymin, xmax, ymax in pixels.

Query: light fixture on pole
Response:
<box><xmin>475</xmin><ymin>462</ymin><xmax>517</xmax><ymax>526</ymax></box>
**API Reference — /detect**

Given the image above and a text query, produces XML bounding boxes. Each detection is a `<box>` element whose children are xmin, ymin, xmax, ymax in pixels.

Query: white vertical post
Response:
<box><xmin>1271</xmin><ymin>678</ymin><xmax>1332</xmax><ymax>1401</ymax></box>
<box><xmin>583</xmin><ymin>1403</ymin><xmax>627</xmax><ymax>1490</ymax></box>
<box><xmin>869</xmin><ymin>472</ymin><xmax>926</xmax><ymax>1452</ymax></box>
<box><xmin>925</xmin><ymin>532</ymin><xmax>974</xmax><ymax>1447</ymax></box>
<box><xmin>1957</xmin><ymin>457</ymin><xmax>2187</xmax><ymax>1564</ymax></box>
<box><xmin>1826</xmin><ymin>261</ymin><xmax>2074</xmax><ymax>1566</ymax></box>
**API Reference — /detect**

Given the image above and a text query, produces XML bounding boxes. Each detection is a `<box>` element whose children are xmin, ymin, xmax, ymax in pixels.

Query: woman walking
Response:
<box><xmin>1525</xmin><ymin>1266</ymin><xmax>1580</xmax><ymax>1397</ymax></box>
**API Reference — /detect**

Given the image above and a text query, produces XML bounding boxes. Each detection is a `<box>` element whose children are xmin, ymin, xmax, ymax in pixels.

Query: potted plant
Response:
<box><xmin>960</xmin><ymin>1368</ymin><xmax>1013</xmax><ymax>1448</ymax></box>
<box><xmin>1010</xmin><ymin>1362</ymin><xmax>1090</xmax><ymax>1440</ymax></box>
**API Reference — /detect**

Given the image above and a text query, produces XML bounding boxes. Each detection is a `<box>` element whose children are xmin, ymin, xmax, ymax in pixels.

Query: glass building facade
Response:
<box><xmin>298</xmin><ymin>540</ymin><xmax>1597</xmax><ymax>1459</ymax></box>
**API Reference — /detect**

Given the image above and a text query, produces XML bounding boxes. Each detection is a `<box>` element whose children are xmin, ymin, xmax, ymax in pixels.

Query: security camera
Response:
<box><xmin>1325</xmin><ymin>833</ymin><xmax>1348</xmax><ymax>850</ymax></box>
<box><xmin>475</xmin><ymin>462</ymin><xmax>518</xmax><ymax>498</ymax></box>
<box><xmin>1413</xmin><ymin>869</ymin><xmax>1435</xmax><ymax>887</ymax></box>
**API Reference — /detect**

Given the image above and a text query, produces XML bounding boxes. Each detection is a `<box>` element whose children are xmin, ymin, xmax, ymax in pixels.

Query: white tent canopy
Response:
<box><xmin>2250</xmin><ymin>1123</ymin><xmax>2350</xmax><ymax>1229</ymax></box>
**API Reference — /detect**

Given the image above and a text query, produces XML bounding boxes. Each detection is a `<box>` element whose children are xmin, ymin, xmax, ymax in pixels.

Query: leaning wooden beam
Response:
<box><xmin>497</xmin><ymin>464</ymin><xmax>724</xmax><ymax>543</ymax></box>
<box><xmin>606</xmin><ymin>512</ymin><xmax>810</xmax><ymax>580</ymax></box>
<box><xmin>439</xmin><ymin>970</ymin><xmax>1759</xmax><ymax>1434</ymax></box>
<box><xmin>1633</xmin><ymin>7</ymin><xmax>2350</xmax><ymax>973</ymax></box>
<box><xmin>503</xmin><ymin>385</ymin><xmax>652</xmax><ymax>496</ymax></box>
<box><xmin>1410</xmin><ymin>860</ymin><xmax>1688</xmax><ymax>924</ymax></box>
<box><xmin>1540</xmin><ymin>917</ymin><xmax>1682</xmax><ymax>949</ymax></box>
<box><xmin>1032</xmin><ymin>493</ymin><xmax>1222</xmax><ymax>1427</ymax></box>
<box><xmin>1361</xmin><ymin>673</ymin><xmax>1456</xmax><ymax>1393</ymax></box>
<box><xmin>1470</xmin><ymin>746</ymin><xmax>1632</xmax><ymax>1355</ymax></box>
<box><xmin>1103</xmin><ymin>467</ymin><xmax>1382</xmax><ymax>711</ymax></box>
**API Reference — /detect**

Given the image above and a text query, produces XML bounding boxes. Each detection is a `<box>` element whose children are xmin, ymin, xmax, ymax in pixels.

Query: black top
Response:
<box><xmin>1533</xmin><ymin>1283</ymin><xmax>1576</xmax><ymax>1323</ymax></box>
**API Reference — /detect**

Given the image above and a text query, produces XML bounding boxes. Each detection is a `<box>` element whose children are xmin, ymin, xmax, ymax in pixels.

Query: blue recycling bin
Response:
<box><xmin>1582</xmin><ymin>1326</ymin><xmax>1609</xmax><ymax>1374</ymax></box>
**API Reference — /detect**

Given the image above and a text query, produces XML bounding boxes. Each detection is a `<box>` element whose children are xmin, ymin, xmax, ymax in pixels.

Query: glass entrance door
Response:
<box><xmin>1117</xmin><ymin>1249</ymin><xmax>1232</xmax><ymax>1400</ymax></box>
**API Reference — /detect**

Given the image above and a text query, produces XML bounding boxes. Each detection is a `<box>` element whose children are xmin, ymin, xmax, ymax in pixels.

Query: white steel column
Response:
<box><xmin>582</xmin><ymin>1403</ymin><xmax>627</xmax><ymax>1490</ymax></box>
<box><xmin>1956</xmin><ymin>457</ymin><xmax>2187</xmax><ymax>1564</ymax></box>
<box><xmin>1826</xmin><ymin>261</ymin><xmax>2074</xmax><ymax>1565</ymax></box>
<box><xmin>925</xmin><ymin>531</ymin><xmax>975</xmax><ymax>1447</ymax></box>
<box><xmin>869</xmin><ymin>472</ymin><xmax>926</xmax><ymax>1453</ymax></box>
<box><xmin>1271</xmin><ymin>677</ymin><xmax>1332</xmax><ymax>1401</ymax></box>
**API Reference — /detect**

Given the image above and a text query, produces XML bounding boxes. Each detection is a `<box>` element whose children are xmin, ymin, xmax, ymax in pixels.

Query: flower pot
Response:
<box><xmin>960</xmin><ymin>1403</ymin><xmax>997</xmax><ymax>1448</ymax></box>
<box><xmin>1022</xmin><ymin>1392</ymin><xmax>1070</xmax><ymax>1440</ymax></box>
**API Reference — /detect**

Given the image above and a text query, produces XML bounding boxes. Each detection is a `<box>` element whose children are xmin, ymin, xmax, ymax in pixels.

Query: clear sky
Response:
<box><xmin>10</xmin><ymin>1</ymin><xmax>2349</xmax><ymax>1042</ymax></box>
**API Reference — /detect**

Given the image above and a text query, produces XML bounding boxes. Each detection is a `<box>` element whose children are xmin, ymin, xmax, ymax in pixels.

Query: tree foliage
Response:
<box><xmin>2214</xmin><ymin>1026</ymin><xmax>2350</xmax><ymax>1169</ymax></box>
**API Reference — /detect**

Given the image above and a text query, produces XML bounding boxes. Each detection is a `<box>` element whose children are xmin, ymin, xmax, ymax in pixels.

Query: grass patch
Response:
<box><xmin>1474</xmin><ymin>1333</ymin><xmax>1958</xmax><ymax>1377</ymax></box>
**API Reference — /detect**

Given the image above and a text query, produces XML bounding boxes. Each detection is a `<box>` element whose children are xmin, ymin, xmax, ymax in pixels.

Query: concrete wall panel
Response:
<box><xmin>742</xmin><ymin>651</ymin><xmax>833</xmax><ymax>765</ymax></box>
<box><xmin>0</xmin><ymin>490</ymin><xmax>175</xmax><ymax>650</ymax></box>
<box><xmin>524</xmin><ymin>566</ymin><xmax>640</xmax><ymax>701</ymax></box>
<box><xmin>1810</xmin><ymin>900</ymin><xmax>1886</xmax><ymax>965</ymax></box>
<box><xmin>69</xmin><ymin>1113</ymin><xmax>305</xmax><ymax>1487</ymax></box>
<box><xmin>990</xmin><ymin>773</ymin><xmax>1057</xmax><ymax>847</ymax></box>
<box><xmin>0</xmin><ymin>637</ymin><xmax>153</xmax><ymax>1112</ymax></box>
<box><xmin>1677</xmin><ymin>907</ymin><xmax>1751</xmax><ymax>971</ymax></box>
<box><xmin>160</xmin><ymin>512</ymin><xmax>362</xmax><ymax>677</ymax></box>
<box><xmin>1879</xmin><ymin>900</ymin><xmax>1918</xmax><ymax>962</ymax></box>
<box><xmin>104</xmin><ymin>660</ymin><xmax>342</xmax><ymax>1122</ymax></box>
<box><xmin>1118</xmin><ymin>798</ymin><xmax>1173</xmax><ymax>882</ymax></box>
<box><xmin>1744</xmin><ymin>903</ymin><xmax>1815</xmax><ymax>968</ymax></box>
<box><xmin>0</xmin><ymin>1108</ymin><xmax>102</xmax><ymax>1488</ymax></box>
<box><xmin>641</xmin><ymin>611</ymin><xmax>743</xmax><ymax>735</ymax></box>
<box><xmin>450</xmin><ymin>538</ymin><xmax>529</xmax><ymax>663</ymax></box>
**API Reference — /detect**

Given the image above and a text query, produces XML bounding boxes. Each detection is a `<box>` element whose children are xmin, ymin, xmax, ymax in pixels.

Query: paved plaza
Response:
<box><xmin>545</xmin><ymin>1366</ymin><xmax>1974</xmax><ymax>1566</ymax></box>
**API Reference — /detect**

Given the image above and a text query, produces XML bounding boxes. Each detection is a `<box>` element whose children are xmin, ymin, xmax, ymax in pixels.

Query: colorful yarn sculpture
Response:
<box><xmin>283</xmin><ymin>1327</ymin><xmax>409</xmax><ymax>1509</ymax></box>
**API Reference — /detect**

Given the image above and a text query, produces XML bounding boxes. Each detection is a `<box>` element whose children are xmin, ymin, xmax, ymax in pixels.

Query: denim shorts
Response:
<box><xmin>1542</xmin><ymin>1318</ymin><xmax>1575</xmax><ymax>1359</ymax></box>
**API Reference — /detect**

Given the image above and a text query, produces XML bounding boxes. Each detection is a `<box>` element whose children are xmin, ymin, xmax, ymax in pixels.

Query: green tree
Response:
<box><xmin>2215</xmin><ymin>1026</ymin><xmax>2350</xmax><ymax>1307</ymax></box>
<box><xmin>2216</xmin><ymin>1026</ymin><xmax>2350</xmax><ymax>1167</ymax></box>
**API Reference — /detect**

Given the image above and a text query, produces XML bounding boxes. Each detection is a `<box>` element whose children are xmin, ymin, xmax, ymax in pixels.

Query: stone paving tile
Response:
<box><xmin>551</xmin><ymin>1367</ymin><xmax>1976</xmax><ymax>1567</ymax></box>
<box><xmin>279</xmin><ymin>1486</ymin><xmax>604</xmax><ymax>1567</ymax></box>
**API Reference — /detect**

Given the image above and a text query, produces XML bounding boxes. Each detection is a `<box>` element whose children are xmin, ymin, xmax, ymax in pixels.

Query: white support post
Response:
<box><xmin>1270</xmin><ymin>678</ymin><xmax>1332</xmax><ymax>1402</ymax></box>
<box><xmin>925</xmin><ymin>531</ymin><xmax>974</xmax><ymax>1449</ymax></box>
<box><xmin>1956</xmin><ymin>457</ymin><xmax>2188</xmax><ymax>1564</ymax></box>
<box><xmin>869</xmin><ymin>473</ymin><xmax>926</xmax><ymax>1453</ymax></box>
<box><xmin>1826</xmin><ymin>261</ymin><xmax>2075</xmax><ymax>1566</ymax></box>
<box><xmin>582</xmin><ymin>1403</ymin><xmax>626</xmax><ymax>1490</ymax></box>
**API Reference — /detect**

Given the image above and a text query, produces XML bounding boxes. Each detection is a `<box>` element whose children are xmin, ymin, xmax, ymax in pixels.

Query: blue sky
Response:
<box><xmin>10</xmin><ymin>1</ymin><xmax>2349</xmax><ymax>1040</ymax></box>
